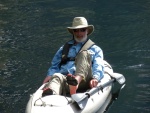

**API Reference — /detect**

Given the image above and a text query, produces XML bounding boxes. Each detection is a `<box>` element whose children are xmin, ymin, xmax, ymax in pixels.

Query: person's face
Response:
<box><xmin>73</xmin><ymin>28</ymin><xmax>88</xmax><ymax>42</ymax></box>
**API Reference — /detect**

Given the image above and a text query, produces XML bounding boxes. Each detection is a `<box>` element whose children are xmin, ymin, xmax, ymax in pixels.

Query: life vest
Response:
<box><xmin>60</xmin><ymin>39</ymin><xmax>95</xmax><ymax>66</ymax></box>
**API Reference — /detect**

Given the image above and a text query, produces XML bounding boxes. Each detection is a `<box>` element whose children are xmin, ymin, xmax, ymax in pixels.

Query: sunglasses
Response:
<box><xmin>73</xmin><ymin>28</ymin><xmax>87</xmax><ymax>32</ymax></box>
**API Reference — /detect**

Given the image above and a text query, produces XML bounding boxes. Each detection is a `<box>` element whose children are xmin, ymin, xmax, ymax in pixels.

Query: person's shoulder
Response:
<box><xmin>91</xmin><ymin>44</ymin><xmax>102</xmax><ymax>51</ymax></box>
<box><xmin>67</xmin><ymin>40</ymin><xmax>74</xmax><ymax>44</ymax></box>
<box><xmin>58</xmin><ymin>40</ymin><xmax>74</xmax><ymax>51</ymax></box>
<box><xmin>88</xmin><ymin>44</ymin><xmax>103</xmax><ymax>55</ymax></box>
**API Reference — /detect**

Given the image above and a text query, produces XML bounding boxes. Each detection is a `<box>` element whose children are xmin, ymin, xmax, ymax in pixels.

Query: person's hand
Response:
<box><xmin>43</xmin><ymin>76</ymin><xmax>51</xmax><ymax>84</ymax></box>
<box><xmin>89</xmin><ymin>78</ymin><xmax>98</xmax><ymax>88</ymax></box>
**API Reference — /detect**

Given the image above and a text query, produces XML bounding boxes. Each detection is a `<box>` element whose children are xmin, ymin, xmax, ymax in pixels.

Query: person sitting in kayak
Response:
<box><xmin>42</xmin><ymin>17</ymin><xmax>104</xmax><ymax>97</ymax></box>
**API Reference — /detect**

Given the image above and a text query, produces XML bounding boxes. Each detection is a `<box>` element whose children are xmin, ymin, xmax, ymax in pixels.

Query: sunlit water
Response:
<box><xmin>0</xmin><ymin>0</ymin><xmax>150</xmax><ymax>113</ymax></box>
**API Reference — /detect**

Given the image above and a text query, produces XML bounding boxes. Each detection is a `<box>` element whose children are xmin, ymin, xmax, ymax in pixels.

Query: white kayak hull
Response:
<box><xmin>26</xmin><ymin>61</ymin><xmax>114</xmax><ymax>113</ymax></box>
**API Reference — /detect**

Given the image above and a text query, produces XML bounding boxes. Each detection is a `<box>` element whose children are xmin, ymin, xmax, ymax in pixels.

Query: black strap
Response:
<box><xmin>60</xmin><ymin>42</ymin><xmax>73</xmax><ymax>66</ymax></box>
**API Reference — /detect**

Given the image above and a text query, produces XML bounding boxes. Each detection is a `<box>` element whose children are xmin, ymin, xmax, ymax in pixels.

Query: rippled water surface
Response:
<box><xmin>0</xmin><ymin>0</ymin><xmax>150</xmax><ymax>113</ymax></box>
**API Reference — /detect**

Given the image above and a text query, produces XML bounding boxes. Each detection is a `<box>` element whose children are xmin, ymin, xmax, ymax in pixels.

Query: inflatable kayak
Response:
<box><xmin>25</xmin><ymin>61</ymin><xmax>125</xmax><ymax>113</ymax></box>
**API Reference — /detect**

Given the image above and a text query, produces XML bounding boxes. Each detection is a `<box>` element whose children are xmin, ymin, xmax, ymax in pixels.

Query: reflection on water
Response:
<box><xmin>0</xmin><ymin>0</ymin><xmax>150</xmax><ymax>113</ymax></box>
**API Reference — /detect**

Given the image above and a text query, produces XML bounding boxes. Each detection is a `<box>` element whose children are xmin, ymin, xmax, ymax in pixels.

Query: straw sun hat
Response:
<box><xmin>67</xmin><ymin>17</ymin><xmax>94</xmax><ymax>35</ymax></box>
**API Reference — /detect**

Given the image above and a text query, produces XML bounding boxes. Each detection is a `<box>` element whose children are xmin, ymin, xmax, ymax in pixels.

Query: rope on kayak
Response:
<box><xmin>34</xmin><ymin>94</ymin><xmax>73</xmax><ymax>107</ymax></box>
<box><xmin>34</xmin><ymin>98</ymin><xmax>47</xmax><ymax>107</ymax></box>
<box><xmin>34</xmin><ymin>97</ymin><xmax>70</xmax><ymax>107</ymax></box>
<box><xmin>104</xmin><ymin>63</ymin><xmax>112</xmax><ymax>69</ymax></box>
<box><xmin>64</xmin><ymin>96</ymin><xmax>73</xmax><ymax>104</ymax></box>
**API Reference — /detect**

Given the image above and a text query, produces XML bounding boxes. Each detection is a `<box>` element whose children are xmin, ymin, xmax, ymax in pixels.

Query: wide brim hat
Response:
<box><xmin>67</xmin><ymin>17</ymin><xmax>94</xmax><ymax>35</ymax></box>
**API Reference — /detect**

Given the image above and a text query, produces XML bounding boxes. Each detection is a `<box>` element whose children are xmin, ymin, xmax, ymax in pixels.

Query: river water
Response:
<box><xmin>0</xmin><ymin>0</ymin><xmax>150</xmax><ymax>113</ymax></box>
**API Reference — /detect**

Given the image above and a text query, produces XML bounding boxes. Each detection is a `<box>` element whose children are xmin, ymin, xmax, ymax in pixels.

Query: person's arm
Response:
<box><xmin>42</xmin><ymin>47</ymin><xmax>63</xmax><ymax>84</ymax></box>
<box><xmin>90</xmin><ymin>45</ymin><xmax>104</xmax><ymax>88</ymax></box>
<box><xmin>43</xmin><ymin>76</ymin><xmax>51</xmax><ymax>84</ymax></box>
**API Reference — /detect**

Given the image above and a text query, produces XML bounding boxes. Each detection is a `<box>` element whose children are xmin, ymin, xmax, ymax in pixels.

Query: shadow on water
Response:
<box><xmin>96</xmin><ymin>82</ymin><xmax>126</xmax><ymax>113</ymax></box>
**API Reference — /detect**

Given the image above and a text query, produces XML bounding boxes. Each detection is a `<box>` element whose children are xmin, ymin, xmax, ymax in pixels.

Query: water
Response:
<box><xmin>0</xmin><ymin>0</ymin><xmax>150</xmax><ymax>113</ymax></box>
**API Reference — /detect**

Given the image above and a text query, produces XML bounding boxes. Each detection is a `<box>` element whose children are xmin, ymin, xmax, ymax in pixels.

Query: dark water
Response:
<box><xmin>0</xmin><ymin>0</ymin><xmax>150</xmax><ymax>113</ymax></box>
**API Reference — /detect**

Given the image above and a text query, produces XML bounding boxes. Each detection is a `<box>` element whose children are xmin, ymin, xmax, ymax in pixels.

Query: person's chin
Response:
<box><xmin>74</xmin><ymin>36</ymin><xmax>87</xmax><ymax>42</ymax></box>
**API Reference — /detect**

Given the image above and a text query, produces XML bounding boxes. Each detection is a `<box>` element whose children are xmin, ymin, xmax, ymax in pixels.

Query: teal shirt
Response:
<box><xmin>47</xmin><ymin>40</ymin><xmax>104</xmax><ymax>81</ymax></box>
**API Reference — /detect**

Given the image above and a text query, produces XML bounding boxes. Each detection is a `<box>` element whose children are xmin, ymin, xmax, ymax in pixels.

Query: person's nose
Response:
<box><xmin>76</xmin><ymin>30</ymin><xmax>82</xmax><ymax>34</ymax></box>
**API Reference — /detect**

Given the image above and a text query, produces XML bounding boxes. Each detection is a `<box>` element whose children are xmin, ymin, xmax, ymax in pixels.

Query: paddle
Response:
<box><xmin>71</xmin><ymin>73</ymin><xmax>125</xmax><ymax>109</ymax></box>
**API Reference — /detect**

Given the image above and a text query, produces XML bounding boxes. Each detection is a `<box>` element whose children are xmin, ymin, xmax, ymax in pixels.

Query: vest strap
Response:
<box><xmin>79</xmin><ymin>39</ymin><xmax>95</xmax><ymax>52</ymax></box>
<box><xmin>60</xmin><ymin>39</ymin><xmax>95</xmax><ymax>66</ymax></box>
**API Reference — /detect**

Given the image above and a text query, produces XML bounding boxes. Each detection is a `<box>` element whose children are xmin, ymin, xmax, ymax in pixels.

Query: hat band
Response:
<box><xmin>68</xmin><ymin>25</ymin><xmax>90</xmax><ymax>29</ymax></box>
